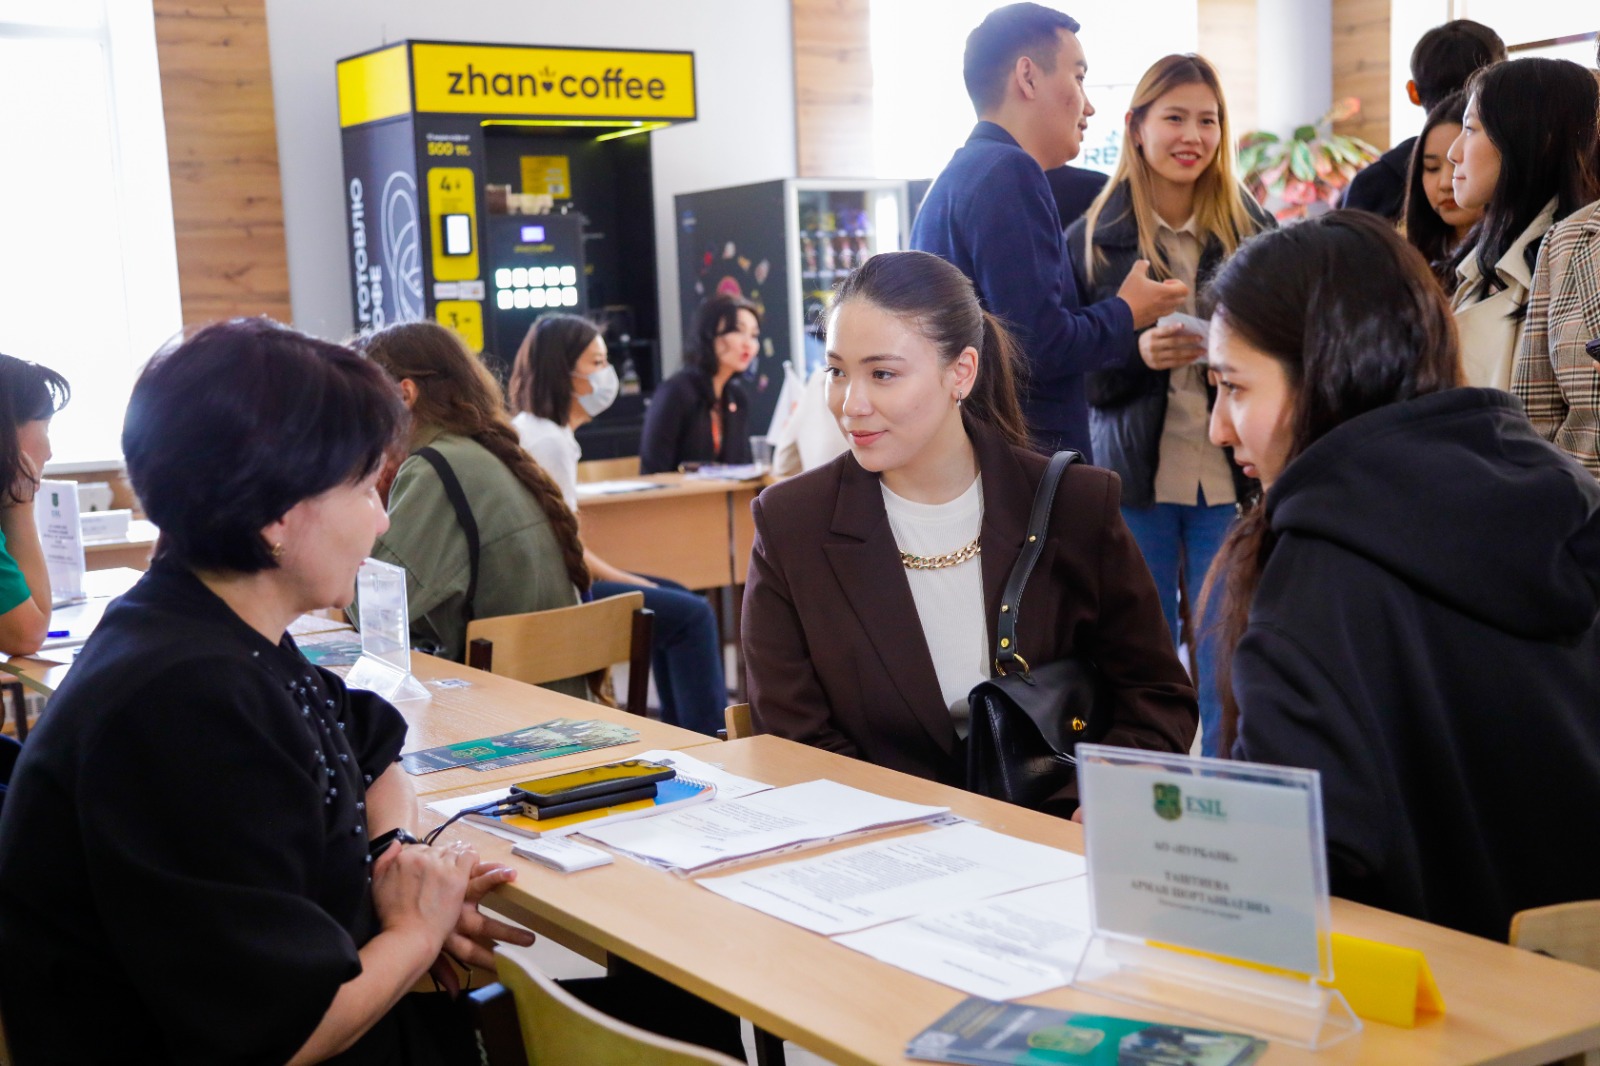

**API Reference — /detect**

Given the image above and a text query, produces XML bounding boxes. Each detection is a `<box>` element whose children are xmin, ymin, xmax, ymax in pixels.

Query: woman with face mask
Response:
<box><xmin>638</xmin><ymin>293</ymin><xmax>763</xmax><ymax>474</ymax></box>
<box><xmin>509</xmin><ymin>314</ymin><xmax>728</xmax><ymax>736</ymax></box>
<box><xmin>354</xmin><ymin>322</ymin><xmax>595</xmax><ymax>701</ymax></box>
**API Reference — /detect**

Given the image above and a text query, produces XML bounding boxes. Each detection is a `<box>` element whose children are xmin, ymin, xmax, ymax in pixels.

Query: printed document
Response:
<box><xmin>580</xmin><ymin>779</ymin><xmax>947</xmax><ymax>873</ymax></box>
<box><xmin>699</xmin><ymin>823</ymin><xmax>1084</xmax><ymax>934</ymax></box>
<box><xmin>835</xmin><ymin>878</ymin><xmax>1094</xmax><ymax>1000</ymax></box>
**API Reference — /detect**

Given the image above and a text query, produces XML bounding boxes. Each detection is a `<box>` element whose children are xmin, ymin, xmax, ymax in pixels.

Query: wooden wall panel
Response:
<box><xmin>153</xmin><ymin>0</ymin><xmax>292</xmax><ymax>325</ymax></box>
<box><xmin>792</xmin><ymin>0</ymin><xmax>875</xmax><ymax>178</ymax></box>
<box><xmin>1332</xmin><ymin>0</ymin><xmax>1391</xmax><ymax>149</ymax></box>
<box><xmin>1197</xmin><ymin>0</ymin><xmax>1259</xmax><ymax>136</ymax></box>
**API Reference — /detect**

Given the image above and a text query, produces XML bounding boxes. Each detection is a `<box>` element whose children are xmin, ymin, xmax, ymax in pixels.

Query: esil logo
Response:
<box><xmin>1152</xmin><ymin>782</ymin><xmax>1226</xmax><ymax>822</ymax></box>
<box><xmin>444</xmin><ymin>64</ymin><xmax>667</xmax><ymax>102</ymax></box>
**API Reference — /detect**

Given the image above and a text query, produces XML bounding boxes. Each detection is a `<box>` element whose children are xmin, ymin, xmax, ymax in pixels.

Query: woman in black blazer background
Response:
<box><xmin>639</xmin><ymin>293</ymin><xmax>762</xmax><ymax>473</ymax></box>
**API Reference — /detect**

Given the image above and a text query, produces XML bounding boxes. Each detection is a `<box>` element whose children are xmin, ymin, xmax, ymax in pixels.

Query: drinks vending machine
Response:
<box><xmin>674</xmin><ymin>179</ymin><xmax>910</xmax><ymax>435</ymax></box>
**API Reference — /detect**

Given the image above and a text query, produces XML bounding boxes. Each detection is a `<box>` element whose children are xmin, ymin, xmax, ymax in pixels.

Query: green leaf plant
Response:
<box><xmin>1238</xmin><ymin>97</ymin><xmax>1382</xmax><ymax>221</ymax></box>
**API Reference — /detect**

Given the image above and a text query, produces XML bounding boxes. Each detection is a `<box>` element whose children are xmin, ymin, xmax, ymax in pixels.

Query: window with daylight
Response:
<box><xmin>0</xmin><ymin>0</ymin><xmax>181</xmax><ymax>469</ymax></box>
<box><xmin>869</xmin><ymin>0</ymin><xmax>1200</xmax><ymax>180</ymax></box>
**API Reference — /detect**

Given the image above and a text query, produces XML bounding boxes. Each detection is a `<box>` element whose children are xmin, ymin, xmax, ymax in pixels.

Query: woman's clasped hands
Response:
<box><xmin>372</xmin><ymin>837</ymin><xmax>536</xmax><ymax>992</ymax></box>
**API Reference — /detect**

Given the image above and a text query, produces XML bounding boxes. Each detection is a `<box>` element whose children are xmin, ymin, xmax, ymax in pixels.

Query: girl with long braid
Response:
<box><xmin>355</xmin><ymin>321</ymin><xmax>596</xmax><ymax>701</ymax></box>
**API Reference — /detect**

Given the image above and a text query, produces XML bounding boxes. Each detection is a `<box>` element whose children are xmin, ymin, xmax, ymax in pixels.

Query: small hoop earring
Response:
<box><xmin>271</xmin><ymin>542</ymin><xmax>286</xmax><ymax>562</ymax></box>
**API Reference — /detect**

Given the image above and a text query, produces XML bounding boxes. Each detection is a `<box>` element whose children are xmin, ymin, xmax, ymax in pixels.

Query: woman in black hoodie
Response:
<box><xmin>1201</xmin><ymin>210</ymin><xmax>1600</xmax><ymax>942</ymax></box>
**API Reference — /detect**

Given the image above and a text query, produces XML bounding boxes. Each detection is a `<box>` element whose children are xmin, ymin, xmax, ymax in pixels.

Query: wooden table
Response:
<box><xmin>397</xmin><ymin>653</ymin><xmax>717</xmax><ymax>796</ymax></box>
<box><xmin>432</xmin><ymin>735</ymin><xmax>1600</xmax><ymax>1066</ymax></box>
<box><xmin>0</xmin><ymin>595</ymin><xmax>713</xmax><ymax>785</ymax></box>
<box><xmin>578</xmin><ymin>474</ymin><xmax>764</xmax><ymax>591</ymax></box>
<box><xmin>84</xmin><ymin>519</ymin><xmax>158</xmax><ymax>572</ymax></box>
<box><xmin>0</xmin><ymin>568</ymin><xmax>146</xmax><ymax>734</ymax></box>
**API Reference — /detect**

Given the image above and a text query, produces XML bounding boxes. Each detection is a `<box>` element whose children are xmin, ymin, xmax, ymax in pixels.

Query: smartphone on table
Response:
<box><xmin>509</xmin><ymin>759</ymin><xmax>675</xmax><ymax>808</ymax></box>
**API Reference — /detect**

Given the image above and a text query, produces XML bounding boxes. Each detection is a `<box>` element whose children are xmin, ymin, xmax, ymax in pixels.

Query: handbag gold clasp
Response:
<box><xmin>993</xmin><ymin>652</ymin><xmax>1032</xmax><ymax>681</ymax></box>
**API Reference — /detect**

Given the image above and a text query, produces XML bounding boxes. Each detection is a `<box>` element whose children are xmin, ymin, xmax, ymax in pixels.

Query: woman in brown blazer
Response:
<box><xmin>743</xmin><ymin>251</ymin><xmax>1197</xmax><ymax>814</ymax></box>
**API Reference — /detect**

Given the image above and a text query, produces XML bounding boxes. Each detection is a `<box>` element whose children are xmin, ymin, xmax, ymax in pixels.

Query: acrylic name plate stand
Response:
<box><xmin>1072</xmin><ymin>743</ymin><xmax>1359</xmax><ymax>1050</ymax></box>
<box><xmin>343</xmin><ymin>558</ymin><xmax>429</xmax><ymax>703</ymax></box>
<box><xmin>35</xmin><ymin>479</ymin><xmax>86</xmax><ymax>606</ymax></box>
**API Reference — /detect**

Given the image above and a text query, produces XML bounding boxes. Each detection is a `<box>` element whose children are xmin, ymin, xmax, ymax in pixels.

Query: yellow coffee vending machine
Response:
<box><xmin>337</xmin><ymin>40</ymin><xmax>695</xmax><ymax>454</ymax></box>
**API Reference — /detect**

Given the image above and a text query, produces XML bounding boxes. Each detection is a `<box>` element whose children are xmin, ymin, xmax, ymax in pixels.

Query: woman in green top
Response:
<box><xmin>355</xmin><ymin>322</ymin><xmax>596</xmax><ymax>700</ymax></box>
<box><xmin>0</xmin><ymin>354</ymin><xmax>69</xmax><ymax>656</ymax></box>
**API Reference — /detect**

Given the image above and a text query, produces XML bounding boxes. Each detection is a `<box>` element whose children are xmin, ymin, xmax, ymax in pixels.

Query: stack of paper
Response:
<box><xmin>580</xmin><ymin>779</ymin><xmax>949</xmax><ymax>874</ymax></box>
<box><xmin>697</xmin><ymin>822</ymin><xmax>1096</xmax><ymax>1000</ymax></box>
<box><xmin>699</xmin><ymin>824</ymin><xmax>1083</xmax><ymax>934</ymax></box>
<box><xmin>575</xmin><ymin>480</ymin><xmax>668</xmax><ymax>498</ymax></box>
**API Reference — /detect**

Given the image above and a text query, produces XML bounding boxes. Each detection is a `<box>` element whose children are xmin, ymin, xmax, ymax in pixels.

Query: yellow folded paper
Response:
<box><xmin>1325</xmin><ymin>932</ymin><xmax>1445</xmax><ymax>1028</ymax></box>
<box><xmin>1148</xmin><ymin>934</ymin><xmax>1445</xmax><ymax>1028</ymax></box>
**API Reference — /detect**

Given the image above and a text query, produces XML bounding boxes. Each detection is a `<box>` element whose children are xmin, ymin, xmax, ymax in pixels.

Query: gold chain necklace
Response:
<box><xmin>900</xmin><ymin>537</ymin><xmax>982</xmax><ymax>570</ymax></box>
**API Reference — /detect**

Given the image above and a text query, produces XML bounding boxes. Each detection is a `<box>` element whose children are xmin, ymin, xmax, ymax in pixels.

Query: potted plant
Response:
<box><xmin>1238</xmin><ymin>98</ymin><xmax>1381</xmax><ymax>221</ymax></box>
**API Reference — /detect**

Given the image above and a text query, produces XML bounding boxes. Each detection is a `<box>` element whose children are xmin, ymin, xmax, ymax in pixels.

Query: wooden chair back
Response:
<box><xmin>576</xmin><ymin>456</ymin><xmax>642</xmax><ymax>483</ymax></box>
<box><xmin>467</xmin><ymin>593</ymin><xmax>652</xmax><ymax>716</ymax></box>
<box><xmin>723</xmin><ymin>703</ymin><xmax>752</xmax><ymax>741</ymax></box>
<box><xmin>1510</xmin><ymin>900</ymin><xmax>1600</xmax><ymax>1066</ymax></box>
<box><xmin>486</xmin><ymin>944</ymin><xmax>746</xmax><ymax>1066</ymax></box>
<box><xmin>1511</xmin><ymin>900</ymin><xmax>1600</xmax><ymax>971</ymax></box>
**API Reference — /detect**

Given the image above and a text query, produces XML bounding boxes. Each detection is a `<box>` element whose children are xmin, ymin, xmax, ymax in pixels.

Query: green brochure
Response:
<box><xmin>907</xmin><ymin>997</ymin><xmax>1266</xmax><ymax>1066</ymax></box>
<box><xmin>400</xmin><ymin>718</ymin><xmax>640</xmax><ymax>775</ymax></box>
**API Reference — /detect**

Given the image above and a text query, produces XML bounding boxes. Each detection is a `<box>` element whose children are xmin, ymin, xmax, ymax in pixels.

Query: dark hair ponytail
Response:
<box><xmin>830</xmin><ymin>250</ymin><xmax>1030</xmax><ymax>449</ymax></box>
<box><xmin>971</xmin><ymin>311</ymin><xmax>1030</xmax><ymax>448</ymax></box>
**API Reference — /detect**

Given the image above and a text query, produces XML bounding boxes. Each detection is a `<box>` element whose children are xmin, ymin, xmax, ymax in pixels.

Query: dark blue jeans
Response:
<box><xmin>1120</xmin><ymin>495</ymin><xmax>1236</xmax><ymax>757</ymax></box>
<box><xmin>593</xmin><ymin>577</ymin><xmax>725</xmax><ymax>736</ymax></box>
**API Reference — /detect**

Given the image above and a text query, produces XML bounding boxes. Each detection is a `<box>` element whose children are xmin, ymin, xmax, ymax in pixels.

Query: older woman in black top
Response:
<box><xmin>0</xmin><ymin>320</ymin><xmax>532</xmax><ymax>1064</ymax></box>
<box><xmin>639</xmin><ymin>293</ymin><xmax>762</xmax><ymax>473</ymax></box>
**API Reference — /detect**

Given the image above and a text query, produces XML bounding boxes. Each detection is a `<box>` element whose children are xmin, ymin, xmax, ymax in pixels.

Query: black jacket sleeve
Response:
<box><xmin>639</xmin><ymin>374</ymin><xmax>694</xmax><ymax>474</ymax></box>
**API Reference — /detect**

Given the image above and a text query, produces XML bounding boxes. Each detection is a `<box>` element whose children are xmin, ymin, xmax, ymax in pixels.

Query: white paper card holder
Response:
<box><xmin>343</xmin><ymin>558</ymin><xmax>429</xmax><ymax>702</ymax></box>
<box><xmin>1072</xmin><ymin>744</ymin><xmax>1359</xmax><ymax>1050</ymax></box>
<box><xmin>34</xmin><ymin>479</ymin><xmax>86</xmax><ymax>606</ymax></box>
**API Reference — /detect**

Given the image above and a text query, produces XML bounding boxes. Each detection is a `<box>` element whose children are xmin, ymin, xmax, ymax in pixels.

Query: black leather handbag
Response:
<box><xmin>966</xmin><ymin>450</ymin><xmax>1111</xmax><ymax>809</ymax></box>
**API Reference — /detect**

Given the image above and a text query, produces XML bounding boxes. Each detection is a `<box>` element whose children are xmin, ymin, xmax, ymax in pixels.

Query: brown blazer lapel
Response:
<box><xmin>973</xmin><ymin>425</ymin><xmax>1033</xmax><ymax>664</ymax></box>
<box><xmin>824</xmin><ymin>457</ymin><xmax>958</xmax><ymax>755</ymax></box>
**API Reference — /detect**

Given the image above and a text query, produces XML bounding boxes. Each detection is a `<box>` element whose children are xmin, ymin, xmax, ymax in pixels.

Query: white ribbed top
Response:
<box><xmin>881</xmin><ymin>475</ymin><xmax>987</xmax><ymax>736</ymax></box>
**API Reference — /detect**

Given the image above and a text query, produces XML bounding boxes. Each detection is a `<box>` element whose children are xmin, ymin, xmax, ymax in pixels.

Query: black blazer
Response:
<box><xmin>742</xmin><ymin>423</ymin><xmax>1197</xmax><ymax>805</ymax></box>
<box><xmin>639</xmin><ymin>367</ymin><xmax>752</xmax><ymax>474</ymax></box>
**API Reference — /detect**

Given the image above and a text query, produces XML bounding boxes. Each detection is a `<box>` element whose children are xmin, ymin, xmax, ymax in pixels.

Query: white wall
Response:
<box><xmin>1256</xmin><ymin>0</ymin><xmax>1333</xmax><ymax>138</ymax></box>
<box><xmin>263</xmin><ymin>0</ymin><xmax>797</xmax><ymax>370</ymax></box>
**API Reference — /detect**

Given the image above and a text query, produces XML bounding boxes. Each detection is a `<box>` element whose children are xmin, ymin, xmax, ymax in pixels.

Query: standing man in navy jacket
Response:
<box><xmin>912</xmin><ymin>3</ymin><xmax>1187</xmax><ymax>458</ymax></box>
